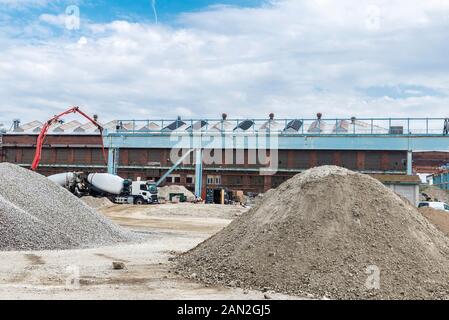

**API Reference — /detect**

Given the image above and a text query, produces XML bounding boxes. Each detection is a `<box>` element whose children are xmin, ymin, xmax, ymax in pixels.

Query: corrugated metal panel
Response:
<box><xmin>365</xmin><ymin>151</ymin><xmax>382</xmax><ymax>171</ymax></box>
<box><xmin>91</xmin><ymin>149</ymin><xmax>104</xmax><ymax>164</ymax></box>
<box><xmin>271</xmin><ymin>175</ymin><xmax>290</xmax><ymax>188</ymax></box>
<box><xmin>128</xmin><ymin>149</ymin><xmax>146</xmax><ymax>165</ymax></box>
<box><xmin>73</xmin><ymin>149</ymin><xmax>88</xmax><ymax>163</ymax></box>
<box><xmin>4</xmin><ymin>148</ymin><xmax>18</xmax><ymax>163</ymax></box>
<box><xmin>341</xmin><ymin>151</ymin><xmax>358</xmax><ymax>170</ymax></box>
<box><xmin>148</xmin><ymin>149</ymin><xmax>164</xmax><ymax>164</ymax></box>
<box><xmin>21</xmin><ymin>148</ymin><xmax>35</xmax><ymax>163</ymax></box>
<box><xmin>226</xmin><ymin>175</ymin><xmax>243</xmax><ymax>186</ymax></box>
<box><xmin>389</xmin><ymin>151</ymin><xmax>407</xmax><ymax>171</ymax></box>
<box><xmin>291</xmin><ymin>150</ymin><xmax>310</xmax><ymax>169</ymax></box>
<box><xmin>56</xmin><ymin>149</ymin><xmax>69</xmax><ymax>163</ymax></box>
<box><xmin>316</xmin><ymin>151</ymin><xmax>334</xmax><ymax>166</ymax></box>
<box><xmin>249</xmin><ymin>175</ymin><xmax>264</xmax><ymax>186</ymax></box>
<box><xmin>278</xmin><ymin>150</ymin><xmax>289</xmax><ymax>169</ymax></box>
<box><xmin>40</xmin><ymin>149</ymin><xmax>52</xmax><ymax>164</ymax></box>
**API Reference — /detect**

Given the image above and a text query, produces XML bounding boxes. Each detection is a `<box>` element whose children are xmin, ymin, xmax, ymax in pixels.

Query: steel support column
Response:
<box><xmin>108</xmin><ymin>147</ymin><xmax>119</xmax><ymax>175</ymax></box>
<box><xmin>195</xmin><ymin>148</ymin><xmax>203</xmax><ymax>198</ymax></box>
<box><xmin>407</xmin><ymin>150</ymin><xmax>413</xmax><ymax>175</ymax></box>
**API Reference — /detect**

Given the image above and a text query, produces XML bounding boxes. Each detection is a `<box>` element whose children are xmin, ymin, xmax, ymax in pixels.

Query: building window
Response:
<box><xmin>166</xmin><ymin>174</ymin><xmax>180</xmax><ymax>184</ymax></box>
<box><xmin>207</xmin><ymin>175</ymin><xmax>221</xmax><ymax>185</ymax></box>
<box><xmin>186</xmin><ymin>175</ymin><xmax>195</xmax><ymax>184</ymax></box>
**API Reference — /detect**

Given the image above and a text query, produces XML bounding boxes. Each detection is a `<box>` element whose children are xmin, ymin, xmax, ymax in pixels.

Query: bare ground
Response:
<box><xmin>0</xmin><ymin>203</ymin><xmax>298</xmax><ymax>300</ymax></box>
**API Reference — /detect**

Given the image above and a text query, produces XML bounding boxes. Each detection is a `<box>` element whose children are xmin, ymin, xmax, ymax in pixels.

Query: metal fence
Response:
<box><xmin>110</xmin><ymin>117</ymin><xmax>449</xmax><ymax>136</ymax></box>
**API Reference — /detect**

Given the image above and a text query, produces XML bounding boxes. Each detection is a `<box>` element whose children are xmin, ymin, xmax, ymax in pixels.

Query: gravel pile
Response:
<box><xmin>177</xmin><ymin>166</ymin><xmax>449</xmax><ymax>299</ymax></box>
<box><xmin>0</xmin><ymin>163</ymin><xmax>139</xmax><ymax>251</ymax></box>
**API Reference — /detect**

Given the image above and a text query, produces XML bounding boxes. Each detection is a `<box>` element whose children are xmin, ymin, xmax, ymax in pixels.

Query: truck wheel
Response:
<box><xmin>134</xmin><ymin>197</ymin><xmax>145</xmax><ymax>205</ymax></box>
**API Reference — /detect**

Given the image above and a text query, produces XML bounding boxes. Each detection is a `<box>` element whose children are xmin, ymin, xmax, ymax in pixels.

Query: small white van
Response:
<box><xmin>418</xmin><ymin>201</ymin><xmax>449</xmax><ymax>212</ymax></box>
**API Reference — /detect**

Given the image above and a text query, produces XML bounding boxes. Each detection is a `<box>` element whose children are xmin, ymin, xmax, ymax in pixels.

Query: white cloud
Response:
<box><xmin>39</xmin><ymin>13</ymin><xmax>66</xmax><ymax>26</ymax></box>
<box><xmin>0</xmin><ymin>0</ymin><xmax>52</xmax><ymax>8</ymax></box>
<box><xmin>1</xmin><ymin>0</ymin><xmax>449</xmax><ymax>123</ymax></box>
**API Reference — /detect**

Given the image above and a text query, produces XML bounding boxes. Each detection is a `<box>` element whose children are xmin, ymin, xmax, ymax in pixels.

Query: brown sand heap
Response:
<box><xmin>158</xmin><ymin>185</ymin><xmax>195</xmax><ymax>202</ymax></box>
<box><xmin>177</xmin><ymin>166</ymin><xmax>449</xmax><ymax>299</ymax></box>
<box><xmin>82</xmin><ymin>196</ymin><xmax>114</xmax><ymax>209</ymax></box>
<box><xmin>419</xmin><ymin>207</ymin><xmax>449</xmax><ymax>237</ymax></box>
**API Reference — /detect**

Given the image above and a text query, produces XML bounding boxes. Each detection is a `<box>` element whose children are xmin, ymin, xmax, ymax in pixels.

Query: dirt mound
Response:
<box><xmin>82</xmin><ymin>196</ymin><xmax>114</xmax><ymax>209</ymax></box>
<box><xmin>0</xmin><ymin>163</ymin><xmax>139</xmax><ymax>251</ymax></box>
<box><xmin>177</xmin><ymin>166</ymin><xmax>449</xmax><ymax>299</ymax></box>
<box><xmin>158</xmin><ymin>185</ymin><xmax>195</xmax><ymax>202</ymax></box>
<box><xmin>420</xmin><ymin>207</ymin><xmax>449</xmax><ymax>237</ymax></box>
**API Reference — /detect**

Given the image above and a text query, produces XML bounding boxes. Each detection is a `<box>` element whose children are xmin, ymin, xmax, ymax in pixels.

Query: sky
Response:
<box><xmin>1</xmin><ymin>0</ymin><xmax>449</xmax><ymax>125</ymax></box>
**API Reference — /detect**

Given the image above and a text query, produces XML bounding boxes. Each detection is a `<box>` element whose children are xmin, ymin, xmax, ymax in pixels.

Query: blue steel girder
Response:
<box><xmin>104</xmin><ymin>133</ymin><xmax>449</xmax><ymax>152</ymax></box>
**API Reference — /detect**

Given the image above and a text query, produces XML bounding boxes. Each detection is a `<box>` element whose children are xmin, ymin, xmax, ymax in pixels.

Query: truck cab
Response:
<box><xmin>129</xmin><ymin>181</ymin><xmax>158</xmax><ymax>204</ymax></box>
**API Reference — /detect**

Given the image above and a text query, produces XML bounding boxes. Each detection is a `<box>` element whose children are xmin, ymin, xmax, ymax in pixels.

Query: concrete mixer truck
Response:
<box><xmin>48</xmin><ymin>172</ymin><xmax>158</xmax><ymax>205</ymax></box>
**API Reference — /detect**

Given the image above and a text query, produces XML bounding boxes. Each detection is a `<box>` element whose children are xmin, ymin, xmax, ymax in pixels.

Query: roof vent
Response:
<box><xmin>13</xmin><ymin>119</ymin><xmax>21</xmax><ymax>130</ymax></box>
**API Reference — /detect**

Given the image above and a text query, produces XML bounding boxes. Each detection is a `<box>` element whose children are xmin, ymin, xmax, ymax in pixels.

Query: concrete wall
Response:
<box><xmin>385</xmin><ymin>183</ymin><xmax>419</xmax><ymax>207</ymax></box>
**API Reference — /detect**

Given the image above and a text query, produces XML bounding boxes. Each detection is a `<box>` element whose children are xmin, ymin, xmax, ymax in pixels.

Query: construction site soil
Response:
<box><xmin>0</xmin><ymin>163</ymin><xmax>138</xmax><ymax>251</ymax></box>
<box><xmin>177</xmin><ymin>166</ymin><xmax>449</xmax><ymax>299</ymax></box>
<box><xmin>420</xmin><ymin>207</ymin><xmax>449</xmax><ymax>237</ymax></box>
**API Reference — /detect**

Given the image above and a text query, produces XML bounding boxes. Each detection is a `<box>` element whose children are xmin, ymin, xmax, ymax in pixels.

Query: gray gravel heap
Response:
<box><xmin>177</xmin><ymin>166</ymin><xmax>449</xmax><ymax>299</ymax></box>
<box><xmin>0</xmin><ymin>163</ymin><xmax>138</xmax><ymax>251</ymax></box>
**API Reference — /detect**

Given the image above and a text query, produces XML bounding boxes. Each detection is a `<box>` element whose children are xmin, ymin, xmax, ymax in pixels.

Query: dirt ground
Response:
<box><xmin>0</xmin><ymin>203</ymin><xmax>299</xmax><ymax>300</ymax></box>
<box><xmin>419</xmin><ymin>207</ymin><xmax>449</xmax><ymax>237</ymax></box>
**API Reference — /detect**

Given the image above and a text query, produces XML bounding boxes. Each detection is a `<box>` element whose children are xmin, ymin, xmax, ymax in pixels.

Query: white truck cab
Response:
<box><xmin>114</xmin><ymin>181</ymin><xmax>158</xmax><ymax>205</ymax></box>
<box><xmin>418</xmin><ymin>201</ymin><xmax>449</xmax><ymax>212</ymax></box>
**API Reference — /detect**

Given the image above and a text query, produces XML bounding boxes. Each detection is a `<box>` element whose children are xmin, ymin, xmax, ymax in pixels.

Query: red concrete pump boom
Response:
<box><xmin>31</xmin><ymin>106</ymin><xmax>107</xmax><ymax>171</ymax></box>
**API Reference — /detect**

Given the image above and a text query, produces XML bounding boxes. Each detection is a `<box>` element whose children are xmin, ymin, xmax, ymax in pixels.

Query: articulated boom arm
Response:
<box><xmin>31</xmin><ymin>106</ymin><xmax>107</xmax><ymax>171</ymax></box>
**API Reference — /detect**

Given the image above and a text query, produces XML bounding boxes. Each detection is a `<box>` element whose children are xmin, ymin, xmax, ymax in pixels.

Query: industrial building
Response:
<box><xmin>1</xmin><ymin>114</ymin><xmax>449</xmax><ymax>204</ymax></box>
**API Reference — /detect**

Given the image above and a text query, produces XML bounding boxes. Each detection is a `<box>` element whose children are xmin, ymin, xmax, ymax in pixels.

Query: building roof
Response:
<box><xmin>13</xmin><ymin>120</ymin><xmax>43</xmax><ymax>133</ymax></box>
<box><xmin>186</xmin><ymin>120</ymin><xmax>208</xmax><ymax>131</ymax></box>
<box><xmin>162</xmin><ymin>120</ymin><xmax>187</xmax><ymax>131</ymax></box>
<box><xmin>234</xmin><ymin>120</ymin><xmax>255</xmax><ymax>131</ymax></box>
<box><xmin>0</xmin><ymin>118</ymin><xmax>396</xmax><ymax>135</ymax></box>
<box><xmin>53</xmin><ymin>120</ymin><xmax>82</xmax><ymax>133</ymax></box>
<box><xmin>259</xmin><ymin>120</ymin><xmax>284</xmax><ymax>131</ymax></box>
<box><xmin>370</xmin><ymin>174</ymin><xmax>421</xmax><ymax>184</ymax></box>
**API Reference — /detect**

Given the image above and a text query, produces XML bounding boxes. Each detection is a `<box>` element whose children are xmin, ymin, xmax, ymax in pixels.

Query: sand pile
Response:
<box><xmin>177</xmin><ymin>166</ymin><xmax>449</xmax><ymax>299</ymax></box>
<box><xmin>82</xmin><ymin>196</ymin><xmax>114</xmax><ymax>209</ymax></box>
<box><xmin>0</xmin><ymin>163</ymin><xmax>138</xmax><ymax>251</ymax></box>
<box><xmin>158</xmin><ymin>185</ymin><xmax>195</xmax><ymax>202</ymax></box>
<box><xmin>420</xmin><ymin>207</ymin><xmax>449</xmax><ymax>237</ymax></box>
